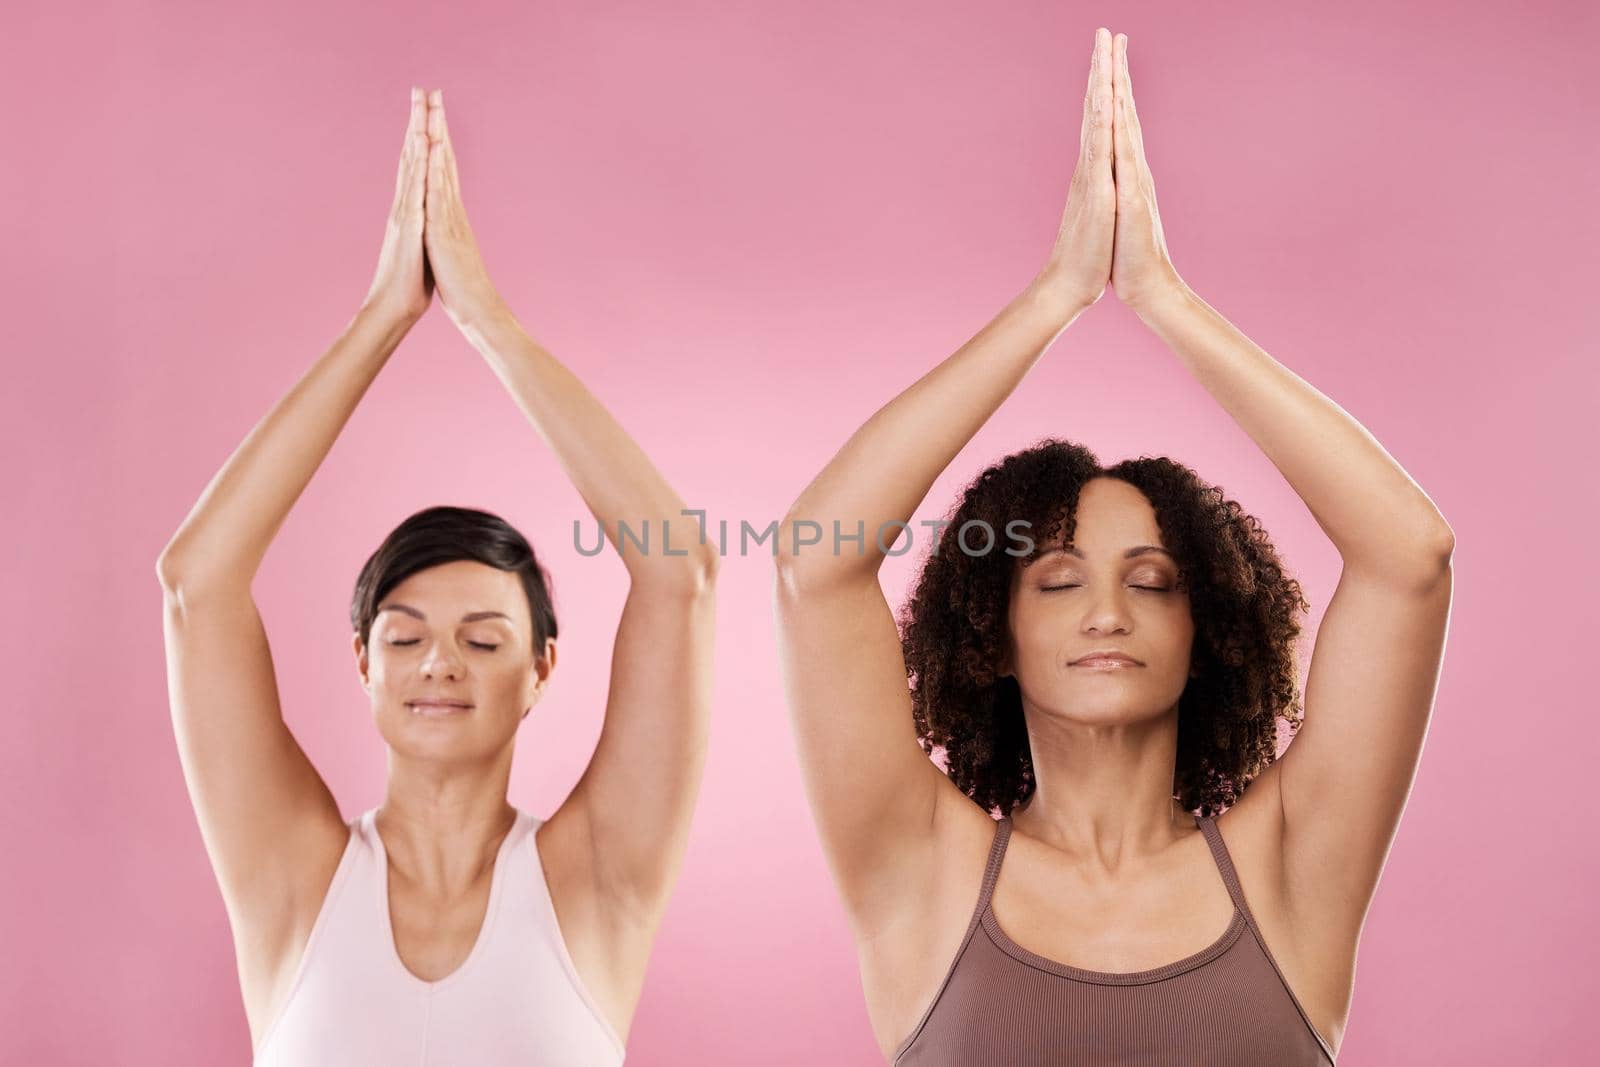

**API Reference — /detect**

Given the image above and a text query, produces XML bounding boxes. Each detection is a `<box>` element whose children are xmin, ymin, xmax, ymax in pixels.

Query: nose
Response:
<box><xmin>1080</xmin><ymin>584</ymin><xmax>1134</xmax><ymax>636</ymax></box>
<box><xmin>420</xmin><ymin>641</ymin><xmax>464</xmax><ymax>681</ymax></box>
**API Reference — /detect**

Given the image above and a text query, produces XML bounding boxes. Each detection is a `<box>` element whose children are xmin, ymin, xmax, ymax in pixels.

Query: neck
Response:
<box><xmin>376</xmin><ymin>749</ymin><xmax>517</xmax><ymax>895</ymax></box>
<box><xmin>1010</xmin><ymin>702</ymin><xmax>1191</xmax><ymax>874</ymax></box>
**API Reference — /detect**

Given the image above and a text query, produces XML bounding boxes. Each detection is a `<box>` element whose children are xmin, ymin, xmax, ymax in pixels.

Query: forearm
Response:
<box><xmin>1133</xmin><ymin>283</ymin><xmax>1454</xmax><ymax>579</ymax></box>
<box><xmin>457</xmin><ymin>303</ymin><xmax>717</xmax><ymax>590</ymax></box>
<box><xmin>156</xmin><ymin>304</ymin><xmax>414</xmax><ymax>593</ymax></box>
<box><xmin>777</xmin><ymin>279</ymin><xmax>1086</xmax><ymax>585</ymax></box>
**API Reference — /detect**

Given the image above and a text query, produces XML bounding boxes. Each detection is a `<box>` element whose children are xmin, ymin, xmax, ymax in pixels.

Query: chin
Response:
<box><xmin>1049</xmin><ymin>687</ymin><xmax>1179</xmax><ymax>722</ymax></box>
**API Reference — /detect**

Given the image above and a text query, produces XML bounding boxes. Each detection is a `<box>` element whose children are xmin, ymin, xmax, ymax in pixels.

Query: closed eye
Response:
<box><xmin>1040</xmin><ymin>584</ymin><xmax>1171</xmax><ymax>592</ymax></box>
<box><xmin>387</xmin><ymin>639</ymin><xmax>501</xmax><ymax>651</ymax></box>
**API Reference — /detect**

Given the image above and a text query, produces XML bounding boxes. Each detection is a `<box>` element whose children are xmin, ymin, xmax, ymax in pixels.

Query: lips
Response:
<box><xmin>407</xmin><ymin>700</ymin><xmax>473</xmax><ymax>717</ymax></box>
<box><xmin>1069</xmin><ymin>651</ymin><xmax>1142</xmax><ymax>667</ymax></box>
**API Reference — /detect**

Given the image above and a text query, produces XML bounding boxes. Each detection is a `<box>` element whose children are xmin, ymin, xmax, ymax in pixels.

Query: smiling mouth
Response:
<box><xmin>407</xmin><ymin>702</ymin><xmax>474</xmax><ymax>717</ymax></box>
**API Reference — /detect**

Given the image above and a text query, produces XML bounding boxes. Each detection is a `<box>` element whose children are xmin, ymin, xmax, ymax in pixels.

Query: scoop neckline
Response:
<box><xmin>981</xmin><ymin>900</ymin><xmax>1246</xmax><ymax>985</ymax></box>
<box><xmin>368</xmin><ymin>807</ymin><xmax>525</xmax><ymax>991</ymax></box>
<box><xmin>979</xmin><ymin>813</ymin><xmax>1248</xmax><ymax>986</ymax></box>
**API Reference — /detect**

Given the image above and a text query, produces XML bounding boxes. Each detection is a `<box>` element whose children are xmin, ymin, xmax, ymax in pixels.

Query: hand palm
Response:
<box><xmin>422</xmin><ymin>90</ymin><xmax>500</xmax><ymax>331</ymax></box>
<box><xmin>1107</xmin><ymin>33</ymin><xmax>1181</xmax><ymax>311</ymax></box>
<box><xmin>365</xmin><ymin>88</ymin><xmax>433</xmax><ymax>323</ymax></box>
<box><xmin>1038</xmin><ymin>31</ymin><xmax>1182</xmax><ymax>315</ymax></box>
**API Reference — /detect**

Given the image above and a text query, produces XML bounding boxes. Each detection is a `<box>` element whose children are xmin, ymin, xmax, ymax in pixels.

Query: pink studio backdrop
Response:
<box><xmin>6</xmin><ymin>1</ymin><xmax>1595</xmax><ymax>1063</ymax></box>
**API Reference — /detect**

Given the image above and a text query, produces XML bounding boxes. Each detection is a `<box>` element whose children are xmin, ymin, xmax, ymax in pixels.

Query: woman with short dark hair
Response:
<box><xmin>157</xmin><ymin>88</ymin><xmax>716</xmax><ymax>1064</ymax></box>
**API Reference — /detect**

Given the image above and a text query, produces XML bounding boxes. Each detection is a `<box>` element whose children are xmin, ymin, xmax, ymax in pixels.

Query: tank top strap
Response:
<box><xmin>1196</xmin><ymin>813</ymin><xmax>1257</xmax><ymax>924</ymax></box>
<box><xmin>974</xmin><ymin>815</ymin><xmax>1014</xmax><ymax>913</ymax></box>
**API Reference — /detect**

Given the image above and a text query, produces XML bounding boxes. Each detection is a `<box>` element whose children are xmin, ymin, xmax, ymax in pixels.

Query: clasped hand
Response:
<box><xmin>1036</xmin><ymin>28</ymin><xmax>1184</xmax><ymax>316</ymax></box>
<box><xmin>368</xmin><ymin>32</ymin><xmax>1178</xmax><ymax>332</ymax></box>
<box><xmin>364</xmin><ymin>87</ymin><xmax>503</xmax><ymax>332</ymax></box>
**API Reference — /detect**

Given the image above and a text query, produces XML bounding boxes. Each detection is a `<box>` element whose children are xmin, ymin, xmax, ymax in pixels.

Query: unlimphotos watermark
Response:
<box><xmin>572</xmin><ymin>510</ymin><xmax>1043</xmax><ymax>559</ymax></box>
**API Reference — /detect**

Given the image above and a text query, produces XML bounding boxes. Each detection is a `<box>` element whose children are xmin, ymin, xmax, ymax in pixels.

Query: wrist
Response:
<box><xmin>1021</xmin><ymin>273</ymin><xmax>1094</xmax><ymax>328</ymax></box>
<box><xmin>444</xmin><ymin>276</ymin><xmax>507</xmax><ymax>325</ymax></box>
<box><xmin>352</xmin><ymin>300</ymin><xmax>423</xmax><ymax>345</ymax></box>
<box><xmin>1127</xmin><ymin>276</ymin><xmax>1194</xmax><ymax>322</ymax></box>
<box><xmin>357</xmin><ymin>295</ymin><xmax>423</xmax><ymax>331</ymax></box>
<box><xmin>451</xmin><ymin>295</ymin><xmax>522</xmax><ymax>348</ymax></box>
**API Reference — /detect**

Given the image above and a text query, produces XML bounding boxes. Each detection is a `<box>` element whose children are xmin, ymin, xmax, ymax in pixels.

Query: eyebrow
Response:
<box><xmin>1036</xmin><ymin>544</ymin><xmax>1174</xmax><ymax>561</ymax></box>
<box><xmin>376</xmin><ymin>603</ymin><xmax>512</xmax><ymax>623</ymax></box>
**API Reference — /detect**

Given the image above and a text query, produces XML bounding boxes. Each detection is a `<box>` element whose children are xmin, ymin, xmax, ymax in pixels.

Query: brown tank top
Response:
<box><xmin>893</xmin><ymin>814</ymin><xmax>1338</xmax><ymax>1065</ymax></box>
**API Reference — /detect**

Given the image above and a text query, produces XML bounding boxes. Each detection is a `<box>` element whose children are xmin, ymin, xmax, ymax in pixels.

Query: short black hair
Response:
<box><xmin>350</xmin><ymin>505</ymin><xmax>558</xmax><ymax>656</ymax></box>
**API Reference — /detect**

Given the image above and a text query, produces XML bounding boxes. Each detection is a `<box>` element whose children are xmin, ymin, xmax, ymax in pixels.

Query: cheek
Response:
<box><xmin>478</xmin><ymin>661</ymin><xmax>534</xmax><ymax>699</ymax></box>
<box><xmin>1007</xmin><ymin>612</ymin><xmax>1065</xmax><ymax>674</ymax></box>
<box><xmin>365</xmin><ymin>653</ymin><xmax>394</xmax><ymax>686</ymax></box>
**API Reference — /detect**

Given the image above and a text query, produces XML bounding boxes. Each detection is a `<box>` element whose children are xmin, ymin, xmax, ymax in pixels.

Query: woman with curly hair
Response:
<box><xmin>774</xmin><ymin>28</ymin><xmax>1452</xmax><ymax>1065</ymax></box>
<box><xmin>157</xmin><ymin>89</ymin><xmax>716</xmax><ymax>1063</ymax></box>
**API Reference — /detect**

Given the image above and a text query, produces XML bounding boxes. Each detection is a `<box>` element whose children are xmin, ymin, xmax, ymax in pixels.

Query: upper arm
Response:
<box><xmin>533</xmin><ymin>564</ymin><xmax>717</xmax><ymax>1038</ymax></box>
<box><xmin>771</xmin><ymin>559</ymin><xmax>973</xmax><ymax>935</ymax></box>
<box><xmin>1273</xmin><ymin>549</ymin><xmax>1455</xmax><ymax>937</ymax></box>
<box><xmin>541</xmin><ymin>564</ymin><xmax>718</xmax><ymax>926</ymax></box>
<box><xmin>159</xmin><ymin>581</ymin><xmax>348</xmax><ymax>949</ymax></box>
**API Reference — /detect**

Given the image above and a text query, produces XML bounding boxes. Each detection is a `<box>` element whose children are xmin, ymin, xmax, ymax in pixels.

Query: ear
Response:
<box><xmin>522</xmin><ymin>637</ymin><xmax>558</xmax><ymax>716</ymax></box>
<box><xmin>352</xmin><ymin>632</ymin><xmax>370</xmax><ymax>690</ymax></box>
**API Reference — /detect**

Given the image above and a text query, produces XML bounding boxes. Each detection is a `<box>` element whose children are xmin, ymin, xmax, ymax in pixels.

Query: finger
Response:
<box><xmin>1122</xmin><ymin>39</ymin><xmax>1150</xmax><ymax>166</ymax></box>
<box><xmin>1112</xmin><ymin>34</ymin><xmax>1139</xmax><ymax>189</ymax></box>
<box><xmin>434</xmin><ymin>91</ymin><xmax>462</xmax><ymax>197</ymax></box>
<box><xmin>406</xmin><ymin>85</ymin><xmax>425</xmax><ymax>150</ymax></box>
<box><xmin>427</xmin><ymin>90</ymin><xmax>464</xmax><ymax>205</ymax></box>
<box><xmin>426</xmin><ymin>90</ymin><xmax>448</xmax><ymax>212</ymax></box>
<box><xmin>402</xmin><ymin>89</ymin><xmax>428</xmax><ymax>225</ymax></box>
<box><xmin>427</xmin><ymin>88</ymin><xmax>444</xmax><ymax>147</ymax></box>
<box><xmin>1079</xmin><ymin>28</ymin><xmax>1111</xmax><ymax>171</ymax></box>
<box><xmin>1115</xmin><ymin>35</ymin><xmax>1151</xmax><ymax>177</ymax></box>
<box><xmin>392</xmin><ymin>86</ymin><xmax>425</xmax><ymax>207</ymax></box>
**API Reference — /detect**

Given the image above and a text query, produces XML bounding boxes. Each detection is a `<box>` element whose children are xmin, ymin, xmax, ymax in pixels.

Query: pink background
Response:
<box><xmin>6</xmin><ymin>1</ymin><xmax>1596</xmax><ymax>1063</ymax></box>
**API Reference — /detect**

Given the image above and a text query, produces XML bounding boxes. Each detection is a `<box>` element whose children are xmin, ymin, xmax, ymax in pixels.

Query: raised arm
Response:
<box><xmin>773</xmin><ymin>30</ymin><xmax>1118</xmax><ymax>934</ymax></box>
<box><xmin>155</xmin><ymin>90</ymin><xmax>435</xmax><ymax>1036</ymax></box>
<box><xmin>1106</xmin><ymin>31</ymin><xmax>1455</xmax><ymax>1004</ymax></box>
<box><xmin>414</xmin><ymin>91</ymin><xmax>716</xmax><ymax>1032</ymax></box>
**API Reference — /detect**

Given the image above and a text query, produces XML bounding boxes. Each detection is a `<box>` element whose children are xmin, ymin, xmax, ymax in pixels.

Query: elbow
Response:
<box><xmin>1421</xmin><ymin>515</ymin><xmax>1456</xmax><ymax>570</ymax></box>
<box><xmin>1434</xmin><ymin>530</ymin><xmax>1456</xmax><ymax>571</ymax></box>
<box><xmin>771</xmin><ymin>515</ymin><xmax>821</xmax><ymax>590</ymax></box>
<box><xmin>687</xmin><ymin>535</ymin><xmax>721</xmax><ymax>590</ymax></box>
<box><xmin>155</xmin><ymin>551</ymin><xmax>204</xmax><ymax>618</ymax></box>
<box><xmin>154</xmin><ymin>546</ymin><xmax>250</xmax><ymax>603</ymax></box>
<box><xmin>772</xmin><ymin>513</ymin><xmax>866</xmax><ymax>598</ymax></box>
<box><xmin>1380</xmin><ymin>519</ymin><xmax>1456</xmax><ymax>592</ymax></box>
<box><xmin>692</xmin><ymin>546</ymin><xmax>721</xmax><ymax>592</ymax></box>
<box><xmin>1340</xmin><ymin>514</ymin><xmax>1456</xmax><ymax>592</ymax></box>
<box><xmin>639</xmin><ymin>546</ymin><xmax>720</xmax><ymax>598</ymax></box>
<box><xmin>154</xmin><ymin>547</ymin><xmax>185</xmax><ymax>593</ymax></box>
<box><xmin>1433</xmin><ymin>519</ymin><xmax>1457</xmax><ymax>559</ymax></box>
<box><xmin>155</xmin><ymin>527</ymin><xmax>201</xmax><ymax>592</ymax></box>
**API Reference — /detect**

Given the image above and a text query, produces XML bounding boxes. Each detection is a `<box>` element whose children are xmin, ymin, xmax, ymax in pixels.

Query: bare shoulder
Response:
<box><xmin>1211</xmin><ymin>764</ymin><xmax>1353</xmax><ymax>1057</ymax></box>
<box><xmin>857</xmin><ymin>783</ymin><xmax>1000</xmax><ymax>1060</ymax></box>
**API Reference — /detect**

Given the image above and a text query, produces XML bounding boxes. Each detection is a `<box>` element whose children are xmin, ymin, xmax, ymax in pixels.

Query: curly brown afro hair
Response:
<box><xmin>897</xmin><ymin>437</ymin><xmax>1311</xmax><ymax>819</ymax></box>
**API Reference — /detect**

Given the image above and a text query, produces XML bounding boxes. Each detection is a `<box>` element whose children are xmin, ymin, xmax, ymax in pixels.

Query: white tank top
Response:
<box><xmin>253</xmin><ymin>807</ymin><xmax>626</xmax><ymax>1065</ymax></box>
